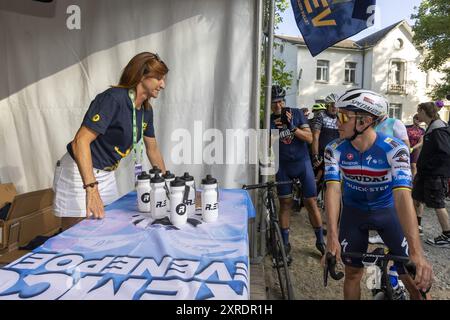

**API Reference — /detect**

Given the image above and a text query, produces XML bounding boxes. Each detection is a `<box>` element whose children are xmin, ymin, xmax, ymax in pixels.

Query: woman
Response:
<box><xmin>53</xmin><ymin>52</ymin><xmax>168</xmax><ymax>230</ymax></box>
<box><xmin>406</xmin><ymin>114</ymin><xmax>425</xmax><ymax>177</ymax></box>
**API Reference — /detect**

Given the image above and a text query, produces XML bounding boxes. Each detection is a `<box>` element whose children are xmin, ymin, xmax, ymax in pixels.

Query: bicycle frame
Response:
<box><xmin>243</xmin><ymin>180</ymin><xmax>296</xmax><ymax>300</ymax></box>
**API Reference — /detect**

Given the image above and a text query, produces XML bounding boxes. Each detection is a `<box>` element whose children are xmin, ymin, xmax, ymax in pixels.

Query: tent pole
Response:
<box><xmin>250</xmin><ymin>0</ymin><xmax>264</xmax><ymax>264</ymax></box>
<box><xmin>259</xmin><ymin>0</ymin><xmax>275</xmax><ymax>260</ymax></box>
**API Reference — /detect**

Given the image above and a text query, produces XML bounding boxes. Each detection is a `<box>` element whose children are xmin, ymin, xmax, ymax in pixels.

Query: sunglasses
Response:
<box><xmin>337</xmin><ymin>112</ymin><xmax>361</xmax><ymax>124</ymax></box>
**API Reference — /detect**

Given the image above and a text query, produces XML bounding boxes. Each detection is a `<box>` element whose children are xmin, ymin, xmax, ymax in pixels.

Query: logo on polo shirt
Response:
<box><xmin>92</xmin><ymin>114</ymin><xmax>101</xmax><ymax>122</ymax></box>
<box><xmin>143</xmin><ymin>122</ymin><xmax>148</xmax><ymax>131</ymax></box>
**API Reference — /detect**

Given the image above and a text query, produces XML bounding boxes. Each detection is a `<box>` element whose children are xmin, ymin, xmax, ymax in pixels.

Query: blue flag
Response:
<box><xmin>290</xmin><ymin>0</ymin><xmax>376</xmax><ymax>57</ymax></box>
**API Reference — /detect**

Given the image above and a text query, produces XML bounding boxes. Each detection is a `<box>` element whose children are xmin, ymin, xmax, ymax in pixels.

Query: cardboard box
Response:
<box><xmin>0</xmin><ymin>184</ymin><xmax>61</xmax><ymax>254</ymax></box>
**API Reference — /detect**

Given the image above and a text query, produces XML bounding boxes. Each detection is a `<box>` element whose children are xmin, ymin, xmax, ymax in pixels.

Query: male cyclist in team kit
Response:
<box><xmin>270</xmin><ymin>85</ymin><xmax>326</xmax><ymax>263</ymax></box>
<box><xmin>311</xmin><ymin>94</ymin><xmax>340</xmax><ymax>193</ymax></box>
<box><xmin>322</xmin><ymin>89</ymin><xmax>433</xmax><ymax>300</ymax></box>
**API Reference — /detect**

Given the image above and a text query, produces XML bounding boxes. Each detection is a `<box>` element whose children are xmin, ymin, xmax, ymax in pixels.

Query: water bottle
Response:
<box><xmin>169</xmin><ymin>177</ymin><xmax>189</xmax><ymax>227</ymax></box>
<box><xmin>201</xmin><ymin>175</ymin><xmax>219</xmax><ymax>223</ymax></box>
<box><xmin>163</xmin><ymin>170</ymin><xmax>176</xmax><ymax>212</ymax></box>
<box><xmin>181</xmin><ymin>172</ymin><xmax>196</xmax><ymax>216</ymax></box>
<box><xmin>388</xmin><ymin>265</ymin><xmax>406</xmax><ymax>300</ymax></box>
<box><xmin>150</xmin><ymin>173</ymin><xmax>168</xmax><ymax>219</ymax></box>
<box><xmin>136</xmin><ymin>172</ymin><xmax>151</xmax><ymax>214</ymax></box>
<box><xmin>149</xmin><ymin>165</ymin><xmax>162</xmax><ymax>179</ymax></box>
<box><xmin>163</xmin><ymin>170</ymin><xmax>176</xmax><ymax>193</ymax></box>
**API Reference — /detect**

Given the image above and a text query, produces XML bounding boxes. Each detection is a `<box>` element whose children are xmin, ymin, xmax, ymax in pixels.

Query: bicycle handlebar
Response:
<box><xmin>324</xmin><ymin>251</ymin><xmax>430</xmax><ymax>298</ymax></box>
<box><xmin>242</xmin><ymin>179</ymin><xmax>300</xmax><ymax>190</ymax></box>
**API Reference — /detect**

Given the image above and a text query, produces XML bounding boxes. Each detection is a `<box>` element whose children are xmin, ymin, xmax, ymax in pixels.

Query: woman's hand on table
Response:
<box><xmin>86</xmin><ymin>187</ymin><xmax>105</xmax><ymax>219</ymax></box>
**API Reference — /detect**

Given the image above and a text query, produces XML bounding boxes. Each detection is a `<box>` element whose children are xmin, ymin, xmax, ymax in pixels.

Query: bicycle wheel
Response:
<box><xmin>269</xmin><ymin>221</ymin><xmax>295</xmax><ymax>300</ymax></box>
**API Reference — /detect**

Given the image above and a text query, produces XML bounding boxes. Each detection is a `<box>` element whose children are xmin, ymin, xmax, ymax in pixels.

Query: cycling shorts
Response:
<box><xmin>339</xmin><ymin>206</ymin><xmax>409</xmax><ymax>274</ymax></box>
<box><xmin>275</xmin><ymin>159</ymin><xmax>317</xmax><ymax>199</ymax></box>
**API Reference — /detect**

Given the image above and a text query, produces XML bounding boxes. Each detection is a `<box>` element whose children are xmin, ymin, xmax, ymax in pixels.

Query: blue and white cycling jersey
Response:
<box><xmin>324</xmin><ymin>133</ymin><xmax>412</xmax><ymax>210</ymax></box>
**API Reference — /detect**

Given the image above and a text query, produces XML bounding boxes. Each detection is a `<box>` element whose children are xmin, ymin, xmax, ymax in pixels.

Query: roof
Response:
<box><xmin>275</xmin><ymin>35</ymin><xmax>361</xmax><ymax>50</ymax></box>
<box><xmin>355</xmin><ymin>20</ymin><xmax>404</xmax><ymax>47</ymax></box>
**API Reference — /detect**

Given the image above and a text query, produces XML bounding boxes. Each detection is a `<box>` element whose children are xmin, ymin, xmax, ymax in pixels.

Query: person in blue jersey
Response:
<box><xmin>322</xmin><ymin>89</ymin><xmax>433</xmax><ymax>300</ymax></box>
<box><xmin>53</xmin><ymin>52</ymin><xmax>168</xmax><ymax>230</ymax></box>
<box><xmin>270</xmin><ymin>85</ymin><xmax>326</xmax><ymax>263</ymax></box>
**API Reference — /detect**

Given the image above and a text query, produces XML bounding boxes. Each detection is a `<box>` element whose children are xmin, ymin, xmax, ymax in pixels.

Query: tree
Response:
<box><xmin>411</xmin><ymin>0</ymin><xmax>450</xmax><ymax>99</ymax></box>
<box><xmin>260</xmin><ymin>0</ymin><xmax>293</xmax><ymax>127</ymax></box>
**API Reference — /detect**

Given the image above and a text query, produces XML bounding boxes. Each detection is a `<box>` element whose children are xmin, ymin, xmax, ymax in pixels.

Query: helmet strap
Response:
<box><xmin>348</xmin><ymin>115</ymin><xmax>372</xmax><ymax>141</ymax></box>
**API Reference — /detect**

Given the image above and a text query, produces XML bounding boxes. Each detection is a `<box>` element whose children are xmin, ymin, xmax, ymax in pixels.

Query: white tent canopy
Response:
<box><xmin>0</xmin><ymin>0</ymin><xmax>259</xmax><ymax>196</ymax></box>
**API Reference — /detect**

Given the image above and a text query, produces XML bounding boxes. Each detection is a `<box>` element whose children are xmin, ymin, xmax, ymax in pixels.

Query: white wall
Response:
<box><xmin>371</xmin><ymin>24</ymin><xmax>444</xmax><ymax>123</ymax></box>
<box><xmin>297</xmin><ymin>47</ymin><xmax>363</xmax><ymax>109</ymax></box>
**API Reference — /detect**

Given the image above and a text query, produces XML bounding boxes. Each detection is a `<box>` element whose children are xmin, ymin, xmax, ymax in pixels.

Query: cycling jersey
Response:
<box><xmin>324</xmin><ymin>133</ymin><xmax>412</xmax><ymax>210</ymax></box>
<box><xmin>311</xmin><ymin>111</ymin><xmax>339</xmax><ymax>155</ymax></box>
<box><xmin>270</xmin><ymin>107</ymin><xmax>310</xmax><ymax>162</ymax></box>
<box><xmin>375</xmin><ymin>118</ymin><xmax>408</xmax><ymax>141</ymax></box>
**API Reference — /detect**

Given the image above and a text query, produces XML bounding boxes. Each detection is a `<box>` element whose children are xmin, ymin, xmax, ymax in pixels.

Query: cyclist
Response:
<box><xmin>311</xmin><ymin>94</ymin><xmax>340</xmax><ymax>193</ymax></box>
<box><xmin>270</xmin><ymin>85</ymin><xmax>326</xmax><ymax>262</ymax></box>
<box><xmin>323</xmin><ymin>89</ymin><xmax>433</xmax><ymax>300</ymax></box>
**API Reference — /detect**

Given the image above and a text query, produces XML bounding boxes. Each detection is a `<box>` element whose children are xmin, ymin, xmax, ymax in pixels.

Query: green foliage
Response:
<box><xmin>411</xmin><ymin>0</ymin><xmax>450</xmax><ymax>99</ymax></box>
<box><xmin>427</xmin><ymin>68</ymin><xmax>450</xmax><ymax>100</ymax></box>
<box><xmin>260</xmin><ymin>0</ymin><xmax>294</xmax><ymax>128</ymax></box>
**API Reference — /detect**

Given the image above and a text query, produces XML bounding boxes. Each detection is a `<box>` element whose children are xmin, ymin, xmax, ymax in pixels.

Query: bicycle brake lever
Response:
<box><xmin>404</xmin><ymin>261</ymin><xmax>431</xmax><ymax>299</ymax></box>
<box><xmin>326</xmin><ymin>252</ymin><xmax>344</xmax><ymax>281</ymax></box>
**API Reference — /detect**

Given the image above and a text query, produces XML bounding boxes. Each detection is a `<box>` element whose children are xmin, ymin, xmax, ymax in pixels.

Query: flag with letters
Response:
<box><xmin>290</xmin><ymin>0</ymin><xmax>376</xmax><ymax>56</ymax></box>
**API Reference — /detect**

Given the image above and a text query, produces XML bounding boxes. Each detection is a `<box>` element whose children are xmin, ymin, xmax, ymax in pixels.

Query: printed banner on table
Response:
<box><xmin>290</xmin><ymin>0</ymin><xmax>376</xmax><ymax>56</ymax></box>
<box><xmin>0</xmin><ymin>189</ymin><xmax>255</xmax><ymax>300</ymax></box>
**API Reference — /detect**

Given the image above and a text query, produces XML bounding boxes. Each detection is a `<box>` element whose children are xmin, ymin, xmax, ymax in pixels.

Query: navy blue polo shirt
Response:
<box><xmin>67</xmin><ymin>87</ymin><xmax>155</xmax><ymax>171</ymax></box>
<box><xmin>270</xmin><ymin>107</ymin><xmax>311</xmax><ymax>162</ymax></box>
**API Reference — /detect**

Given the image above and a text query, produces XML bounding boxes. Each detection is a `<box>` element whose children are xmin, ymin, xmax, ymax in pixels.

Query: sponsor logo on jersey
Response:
<box><xmin>325</xmin><ymin>149</ymin><xmax>333</xmax><ymax>161</ymax></box>
<box><xmin>394</xmin><ymin>174</ymin><xmax>411</xmax><ymax>181</ymax></box>
<box><xmin>342</xmin><ymin>168</ymin><xmax>390</xmax><ymax>183</ymax></box>
<box><xmin>279</xmin><ymin>127</ymin><xmax>293</xmax><ymax>144</ymax></box>
<box><xmin>393</xmin><ymin>149</ymin><xmax>409</xmax><ymax>163</ymax></box>
<box><xmin>342</xmin><ymin>161</ymin><xmax>358</xmax><ymax>165</ymax></box>
<box><xmin>346</xmin><ymin>153</ymin><xmax>354</xmax><ymax>161</ymax></box>
<box><xmin>384</xmin><ymin>137</ymin><xmax>400</xmax><ymax>148</ymax></box>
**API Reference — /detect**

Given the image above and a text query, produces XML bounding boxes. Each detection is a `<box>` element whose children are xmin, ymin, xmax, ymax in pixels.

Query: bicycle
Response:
<box><xmin>323</xmin><ymin>248</ymin><xmax>430</xmax><ymax>300</ymax></box>
<box><xmin>243</xmin><ymin>180</ymin><xmax>296</xmax><ymax>300</ymax></box>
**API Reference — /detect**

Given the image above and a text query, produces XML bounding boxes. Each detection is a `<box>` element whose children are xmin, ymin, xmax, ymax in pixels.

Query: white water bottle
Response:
<box><xmin>136</xmin><ymin>172</ymin><xmax>151</xmax><ymax>214</ymax></box>
<box><xmin>163</xmin><ymin>170</ymin><xmax>176</xmax><ymax>212</ymax></box>
<box><xmin>201</xmin><ymin>175</ymin><xmax>219</xmax><ymax>223</ymax></box>
<box><xmin>169</xmin><ymin>177</ymin><xmax>189</xmax><ymax>227</ymax></box>
<box><xmin>181</xmin><ymin>172</ymin><xmax>196</xmax><ymax>216</ymax></box>
<box><xmin>151</xmin><ymin>174</ymin><xmax>168</xmax><ymax>219</ymax></box>
<box><xmin>149</xmin><ymin>165</ymin><xmax>162</xmax><ymax>179</ymax></box>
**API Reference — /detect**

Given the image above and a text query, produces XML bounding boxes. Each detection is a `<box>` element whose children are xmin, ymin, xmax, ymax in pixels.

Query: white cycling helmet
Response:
<box><xmin>325</xmin><ymin>93</ymin><xmax>340</xmax><ymax>103</ymax></box>
<box><xmin>336</xmin><ymin>89</ymin><xmax>388</xmax><ymax>118</ymax></box>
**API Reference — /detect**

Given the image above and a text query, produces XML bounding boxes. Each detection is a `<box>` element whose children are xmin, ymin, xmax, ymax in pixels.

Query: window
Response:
<box><xmin>394</xmin><ymin>38</ymin><xmax>404</xmax><ymax>50</ymax></box>
<box><xmin>316</xmin><ymin>60</ymin><xmax>329</xmax><ymax>82</ymax></box>
<box><xmin>345</xmin><ymin>62</ymin><xmax>357</xmax><ymax>84</ymax></box>
<box><xmin>391</xmin><ymin>61</ymin><xmax>405</xmax><ymax>85</ymax></box>
<box><xmin>389</xmin><ymin>103</ymin><xmax>402</xmax><ymax>119</ymax></box>
<box><xmin>388</xmin><ymin>60</ymin><xmax>406</xmax><ymax>93</ymax></box>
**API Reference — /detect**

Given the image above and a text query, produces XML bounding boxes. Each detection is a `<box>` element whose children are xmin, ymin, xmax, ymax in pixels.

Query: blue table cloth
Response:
<box><xmin>0</xmin><ymin>189</ymin><xmax>255</xmax><ymax>300</ymax></box>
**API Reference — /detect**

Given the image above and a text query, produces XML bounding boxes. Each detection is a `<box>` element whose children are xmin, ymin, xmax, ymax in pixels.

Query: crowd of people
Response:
<box><xmin>270</xmin><ymin>85</ymin><xmax>450</xmax><ymax>299</ymax></box>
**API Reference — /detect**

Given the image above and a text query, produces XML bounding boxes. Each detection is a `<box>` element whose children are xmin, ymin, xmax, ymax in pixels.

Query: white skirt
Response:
<box><xmin>52</xmin><ymin>152</ymin><xmax>119</xmax><ymax>217</ymax></box>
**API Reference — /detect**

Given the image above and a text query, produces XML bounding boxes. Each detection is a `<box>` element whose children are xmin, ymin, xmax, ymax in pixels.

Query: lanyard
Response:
<box><xmin>128</xmin><ymin>89</ymin><xmax>144</xmax><ymax>165</ymax></box>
